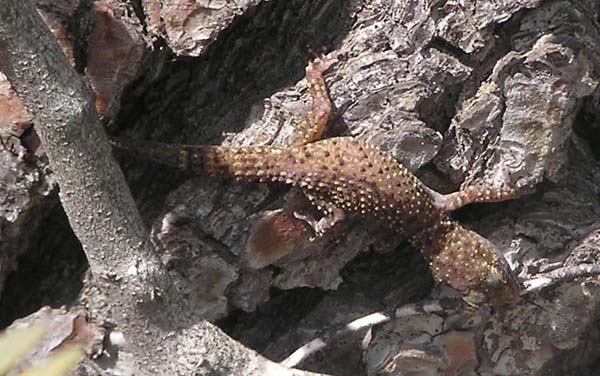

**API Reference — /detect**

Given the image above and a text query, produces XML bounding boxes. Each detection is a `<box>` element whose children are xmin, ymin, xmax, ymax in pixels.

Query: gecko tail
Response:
<box><xmin>110</xmin><ymin>137</ymin><xmax>286</xmax><ymax>180</ymax></box>
<box><xmin>193</xmin><ymin>144</ymin><xmax>287</xmax><ymax>181</ymax></box>
<box><xmin>110</xmin><ymin>137</ymin><xmax>189</xmax><ymax>169</ymax></box>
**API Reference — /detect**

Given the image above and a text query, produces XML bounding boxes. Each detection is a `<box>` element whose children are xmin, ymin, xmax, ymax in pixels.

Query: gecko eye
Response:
<box><xmin>448</xmin><ymin>226</ymin><xmax>521</xmax><ymax>306</ymax></box>
<box><xmin>426</xmin><ymin>222</ymin><xmax>521</xmax><ymax>306</ymax></box>
<box><xmin>463</xmin><ymin>268</ymin><xmax>520</xmax><ymax>306</ymax></box>
<box><xmin>478</xmin><ymin>259</ymin><xmax>521</xmax><ymax>306</ymax></box>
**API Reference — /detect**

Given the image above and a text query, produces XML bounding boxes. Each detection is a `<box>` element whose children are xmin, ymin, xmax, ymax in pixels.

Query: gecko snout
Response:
<box><xmin>462</xmin><ymin>239</ymin><xmax>521</xmax><ymax>306</ymax></box>
<box><xmin>428</xmin><ymin>222</ymin><xmax>521</xmax><ymax>306</ymax></box>
<box><xmin>482</xmin><ymin>257</ymin><xmax>521</xmax><ymax>306</ymax></box>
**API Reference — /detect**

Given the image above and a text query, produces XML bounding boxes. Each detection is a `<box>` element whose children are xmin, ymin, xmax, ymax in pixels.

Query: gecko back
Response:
<box><xmin>113</xmin><ymin>135</ymin><xmax>520</xmax><ymax>305</ymax></box>
<box><xmin>113</xmin><ymin>136</ymin><xmax>440</xmax><ymax>237</ymax></box>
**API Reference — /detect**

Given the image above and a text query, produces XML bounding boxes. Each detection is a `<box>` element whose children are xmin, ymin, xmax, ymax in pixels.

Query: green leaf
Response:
<box><xmin>0</xmin><ymin>324</ymin><xmax>47</xmax><ymax>374</ymax></box>
<box><xmin>20</xmin><ymin>346</ymin><xmax>84</xmax><ymax>376</ymax></box>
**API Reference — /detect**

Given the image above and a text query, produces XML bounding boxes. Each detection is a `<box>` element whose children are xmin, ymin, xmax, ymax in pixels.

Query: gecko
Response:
<box><xmin>112</xmin><ymin>53</ymin><xmax>521</xmax><ymax>306</ymax></box>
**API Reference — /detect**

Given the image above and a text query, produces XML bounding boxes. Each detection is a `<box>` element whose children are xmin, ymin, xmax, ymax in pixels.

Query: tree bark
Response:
<box><xmin>0</xmin><ymin>2</ymin><xmax>332</xmax><ymax>375</ymax></box>
<box><xmin>2</xmin><ymin>0</ymin><xmax>600</xmax><ymax>375</ymax></box>
<box><xmin>0</xmin><ymin>0</ymin><xmax>173</xmax><ymax>370</ymax></box>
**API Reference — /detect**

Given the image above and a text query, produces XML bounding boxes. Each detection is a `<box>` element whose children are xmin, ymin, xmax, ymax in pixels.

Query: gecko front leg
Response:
<box><xmin>290</xmin><ymin>52</ymin><xmax>340</xmax><ymax>146</ymax></box>
<box><xmin>428</xmin><ymin>165</ymin><xmax>519</xmax><ymax>213</ymax></box>
<box><xmin>429</xmin><ymin>184</ymin><xmax>518</xmax><ymax>213</ymax></box>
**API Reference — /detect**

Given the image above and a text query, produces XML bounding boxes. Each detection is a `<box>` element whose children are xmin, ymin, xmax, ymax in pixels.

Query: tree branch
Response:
<box><xmin>0</xmin><ymin>2</ymin><xmax>331</xmax><ymax>375</ymax></box>
<box><xmin>0</xmin><ymin>0</ymin><xmax>181</xmax><ymax>367</ymax></box>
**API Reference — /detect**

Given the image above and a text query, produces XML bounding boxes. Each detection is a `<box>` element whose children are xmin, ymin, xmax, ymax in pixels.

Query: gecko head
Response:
<box><xmin>463</xmin><ymin>251</ymin><xmax>521</xmax><ymax>307</ymax></box>
<box><xmin>429</xmin><ymin>222</ymin><xmax>521</xmax><ymax>306</ymax></box>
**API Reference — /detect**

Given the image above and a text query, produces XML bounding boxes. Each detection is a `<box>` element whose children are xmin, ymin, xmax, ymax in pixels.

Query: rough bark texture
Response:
<box><xmin>1</xmin><ymin>1</ymin><xmax>325</xmax><ymax>375</ymax></box>
<box><xmin>0</xmin><ymin>0</ymin><xmax>171</xmax><ymax>370</ymax></box>
<box><xmin>1</xmin><ymin>0</ymin><xmax>600</xmax><ymax>375</ymax></box>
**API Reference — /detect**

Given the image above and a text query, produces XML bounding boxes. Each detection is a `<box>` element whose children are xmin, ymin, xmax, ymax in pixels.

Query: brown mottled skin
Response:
<box><xmin>112</xmin><ymin>53</ymin><xmax>521</xmax><ymax>305</ymax></box>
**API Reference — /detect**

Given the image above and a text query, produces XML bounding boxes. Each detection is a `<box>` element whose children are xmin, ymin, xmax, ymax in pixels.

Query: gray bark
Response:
<box><xmin>1</xmin><ymin>0</ymin><xmax>600</xmax><ymax>375</ymax></box>
<box><xmin>0</xmin><ymin>1</ymin><xmax>330</xmax><ymax>375</ymax></box>
<box><xmin>126</xmin><ymin>1</ymin><xmax>600</xmax><ymax>375</ymax></box>
<box><xmin>0</xmin><ymin>0</ymin><xmax>172</xmax><ymax>371</ymax></box>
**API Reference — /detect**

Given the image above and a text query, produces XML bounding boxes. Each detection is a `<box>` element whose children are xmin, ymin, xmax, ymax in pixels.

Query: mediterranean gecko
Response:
<box><xmin>112</xmin><ymin>53</ymin><xmax>521</xmax><ymax>305</ymax></box>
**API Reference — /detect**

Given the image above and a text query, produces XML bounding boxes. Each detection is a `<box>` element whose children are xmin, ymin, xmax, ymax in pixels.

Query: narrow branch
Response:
<box><xmin>0</xmin><ymin>3</ymin><xmax>340</xmax><ymax>374</ymax></box>
<box><xmin>0</xmin><ymin>0</ymin><xmax>182</xmax><ymax>366</ymax></box>
<box><xmin>186</xmin><ymin>321</ymin><xmax>334</xmax><ymax>376</ymax></box>
<box><xmin>523</xmin><ymin>264</ymin><xmax>600</xmax><ymax>294</ymax></box>
<box><xmin>281</xmin><ymin>298</ymin><xmax>464</xmax><ymax>368</ymax></box>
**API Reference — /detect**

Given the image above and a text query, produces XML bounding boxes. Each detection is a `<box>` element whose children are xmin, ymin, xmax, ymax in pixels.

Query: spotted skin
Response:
<box><xmin>112</xmin><ymin>53</ymin><xmax>520</xmax><ymax>305</ymax></box>
<box><xmin>290</xmin><ymin>55</ymin><xmax>336</xmax><ymax>146</ymax></box>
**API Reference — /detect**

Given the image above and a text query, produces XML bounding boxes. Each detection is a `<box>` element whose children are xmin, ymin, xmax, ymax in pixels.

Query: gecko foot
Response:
<box><xmin>293</xmin><ymin>207</ymin><xmax>345</xmax><ymax>239</ymax></box>
<box><xmin>306</xmin><ymin>51</ymin><xmax>343</xmax><ymax>78</ymax></box>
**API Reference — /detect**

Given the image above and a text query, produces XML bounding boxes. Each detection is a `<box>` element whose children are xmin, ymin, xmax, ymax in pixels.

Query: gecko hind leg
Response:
<box><xmin>293</xmin><ymin>193</ymin><xmax>346</xmax><ymax>238</ymax></box>
<box><xmin>286</xmin><ymin>52</ymin><xmax>346</xmax><ymax>237</ymax></box>
<box><xmin>290</xmin><ymin>52</ymin><xmax>341</xmax><ymax>146</ymax></box>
